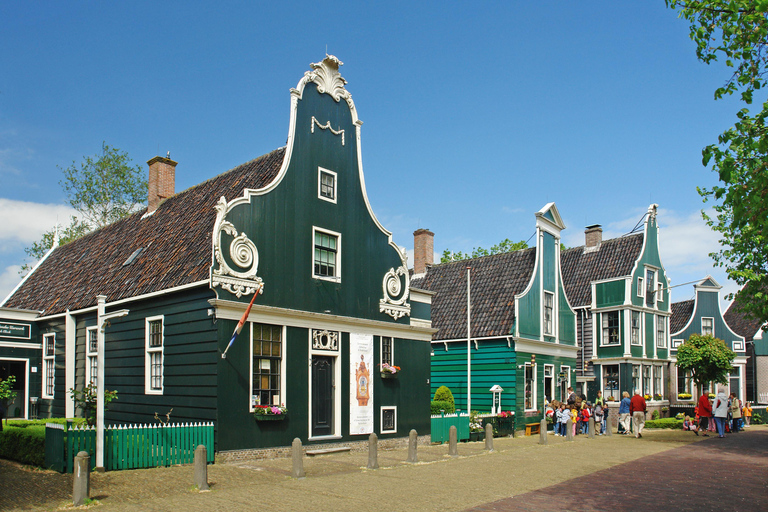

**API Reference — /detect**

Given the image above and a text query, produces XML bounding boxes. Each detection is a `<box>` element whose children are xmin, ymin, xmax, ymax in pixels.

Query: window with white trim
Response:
<box><xmin>318</xmin><ymin>167</ymin><xmax>337</xmax><ymax>203</ymax></box>
<box><xmin>145</xmin><ymin>316</ymin><xmax>164</xmax><ymax>394</ymax></box>
<box><xmin>544</xmin><ymin>364</ymin><xmax>554</xmax><ymax>403</ymax></box>
<box><xmin>86</xmin><ymin>326</ymin><xmax>98</xmax><ymax>388</ymax></box>
<box><xmin>524</xmin><ymin>363</ymin><xmax>536</xmax><ymax>410</ymax></box>
<box><xmin>637</xmin><ymin>277</ymin><xmax>644</xmax><ymax>298</ymax></box>
<box><xmin>602</xmin><ymin>311</ymin><xmax>620</xmax><ymax>345</ymax></box>
<box><xmin>43</xmin><ymin>333</ymin><xmax>55</xmax><ymax>399</ymax></box>
<box><xmin>672</xmin><ymin>338</ymin><xmax>684</xmax><ymax>349</ymax></box>
<box><xmin>381</xmin><ymin>406</ymin><xmax>397</xmax><ymax>434</ymax></box>
<box><xmin>653</xmin><ymin>365</ymin><xmax>662</xmax><ymax>399</ymax></box>
<box><xmin>677</xmin><ymin>368</ymin><xmax>693</xmax><ymax>398</ymax></box>
<box><xmin>631</xmin><ymin>311</ymin><xmax>642</xmax><ymax>345</ymax></box>
<box><xmin>645</xmin><ymin>269</ymin><xmax>656</xmax><ymax>307</ymax></box>
<box><xmin>251</xmin><ymin>323</ymin><xmax>283</xmax><ymax>408</ymax></box>
<box><xmin>632</xmin><ymin>364</ymin><xmax>640</xmax><ymax>394</ymax></box>
<box><xmin>543</xmin><ymin>291</ymin><xmax>554</xmax><ymax>336</ymax></box>
<box><xmin>701</xmin><ymin>317</ymin><xmax>714</xmax><ymax>336</ymax></box>
<box><xmin>733</xmin><ymin>339</ymin><xmax>744</xmax><ymax>351</ymax></box>
<box><xmin>656</xmin><ymin>282</ymin><xmax>664</xmax><ymax>303</ymax></box>
<box><xmin>313</xmin><ymin>228</ymin><xmax>340</xmax><ymax>281</ymax></box>
<box><xmin>381</xmin><ymin>336</ymin><xmax>393</xmax><ymax>367</ymax></box>
<box><xmin>656</xmin><ymin>316</ymin><xmax>666</xmax><ymax>348</ymax></box>
<box><xmin>642</xmin><ymin>365</ymin><xmax>651</xmax><ymax>396</ymax></box>
<box><xmin>559</xmin><ymin>365</ymin><xmax>571</xmax><ymax>401</ymax></box>
<box><xmin>603</xmin><ymin>364</ymin><xmax>619</xmax><ymax>400</ymax></box>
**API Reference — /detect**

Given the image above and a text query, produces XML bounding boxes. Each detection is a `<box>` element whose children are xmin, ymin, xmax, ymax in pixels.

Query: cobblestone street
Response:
<box><xmin>1</xmin><ymin>426</ymin><xmax>765</xmax><ymax>511</ymax></box>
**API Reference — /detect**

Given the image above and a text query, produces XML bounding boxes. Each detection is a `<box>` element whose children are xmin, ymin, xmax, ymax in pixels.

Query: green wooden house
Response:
<box><xmin>670</xmin><ymin>277</ymin><xmax>747</xmax><ymax>404</ymax></box>
<box><xmin>0</xmin><ymin>55</ymin><xmax>434</xmax><ymax>454</ymax></box>
<box><xmin>412</xmin><ymin>203</ymin><xmax>578</xmax><ymax>424</ymax></box>
<box><xmin>724</xmin><ymin>286</ymin><xmax>768</xmax><ymax>403</ymax></box>
<box><xmin>560</xmin><ymin>204</ymin><xmax>673</xmax><ymax>409</ymax></box>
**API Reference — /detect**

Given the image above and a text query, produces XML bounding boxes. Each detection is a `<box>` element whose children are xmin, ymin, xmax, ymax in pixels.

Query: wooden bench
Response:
<box><xmin>525</xmin><ymin>423</ymin><xmax>540</xmax><ymax>436</ymax></box>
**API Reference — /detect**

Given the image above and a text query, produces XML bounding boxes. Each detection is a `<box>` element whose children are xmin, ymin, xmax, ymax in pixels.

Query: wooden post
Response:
<box><xmin>367</xmin><ymin>433</ymin><xmax>379</xmax><ymax>469</ymax></box>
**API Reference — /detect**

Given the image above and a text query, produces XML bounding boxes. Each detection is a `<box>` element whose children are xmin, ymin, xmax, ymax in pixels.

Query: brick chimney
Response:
<box><xmin>585</xmin><ymin>224</ymin><xmax>602</xmax><ymax>248</ymax></box>
<box><xmin>147</xmin><ymin>155</ymin><xmax>177</xmax><ymax>213</ymax></box>
<box><xmin>413</xmin><ymin>228</ymin><xmax>434</xmax><ymax>274</ymax></box>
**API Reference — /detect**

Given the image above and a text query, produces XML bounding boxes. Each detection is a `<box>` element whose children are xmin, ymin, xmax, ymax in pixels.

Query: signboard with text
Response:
<box><xmin>0</xmin><ymin>322</ymin><xmax>31</xmax><ymax>340</ymax></box>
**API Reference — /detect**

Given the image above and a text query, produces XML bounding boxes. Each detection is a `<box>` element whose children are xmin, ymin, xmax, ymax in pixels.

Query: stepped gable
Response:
<box><xmin>4</xmin><ymin>147</ymin><xmax>285</xmax><ymax>316</ymax></box>
<box><xmin>411</xmin><ymin>248</ymin><xmax>536</xmax><ymax>341</ymax></box>
<box><xmin>671</xmin><ymin>299</ymin><xmax>695</xmax><ymax>334</ymax></box>
<box><xmin>560</xmin><ymin>233</ymin><xmax>644</xmax><ymax>307</ymax></box>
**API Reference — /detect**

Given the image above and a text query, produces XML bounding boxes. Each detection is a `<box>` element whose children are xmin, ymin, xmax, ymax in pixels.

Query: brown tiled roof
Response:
<box><xmin>670</xmin><ymin>299</ymin><xmax>694</xmax><ymax>334</ymax></box>
<box><xmin>4</xmin><ymin>148</ymin><xmax>285</xmax><ymax>316</ymax></box>
<box><xmin>724</xmin><ymin>293</ymin><xmax>764</xmax><ymax>341</ymax></box>
<box><xmin>411</xmin><ymin>249</ymin><xmax>536</xmax><ymax>341</ymax></box>
<box><xmin>560</xmin><ymin>233</ymin><xmax>644</xmax><ymax>308</ymax></box>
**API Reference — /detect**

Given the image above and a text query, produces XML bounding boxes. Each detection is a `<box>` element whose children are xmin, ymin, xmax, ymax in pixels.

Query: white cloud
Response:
<box><xmin>0</xmin><ymin>198</ymin><xmax>76</xmax><ymax>244</ymax></box>
<box><xmin>0</xmin><ymin>264</ymin><xmax>24</xmax><ymax>305</ymax></box>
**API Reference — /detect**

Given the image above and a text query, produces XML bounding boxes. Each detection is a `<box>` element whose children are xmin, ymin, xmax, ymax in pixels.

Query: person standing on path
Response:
<box><xmin>744</xmin><ymin>401</ymin><xmax>752</xmax><ymax>427</ymax></box>
<box><xmin>712</xmin><ymin>388</ymin><xmax>729</xmax><ymax>438</ymax></box>
<box><xmin>729</xmin><ymin>393</ymin><xmax>741</xmax><ymax>433</ymax></box>
<box><xmin>619</xmin><ymin>391</ymin><xmax>631</xmax><ymax>434</ymax></box>
<box><xmin>697</xmin><ymin>389</ymin><xmax>713</xmax><ymax>437</ymax></box>
<box><xmin>629</xmin><ymin>391</ymin><xmax>646</xmax><ymax>438</ymax></box>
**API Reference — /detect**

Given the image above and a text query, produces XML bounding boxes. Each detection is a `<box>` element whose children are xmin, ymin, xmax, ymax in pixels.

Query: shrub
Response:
<box><xmin>433</xmin><ymin>386</ymin><xmax>455</xmax><ymax>407</ymax></box>
<box><xmin>644</xmin><ymin>418</ymin><xmax>683</xmax><ymax>429</ymax></box>
<box><xmin>0</xmin><ymin>425</ymin><xmax>46</xmax><ymax>467</ymax></box>
<box><xmin>6</xmin><ymin>418</ymin><xmax>86</xmax><ymax>428</ymax></box>
<box><xmin>651</xmin><ymin>410</ymin><xmax>660</xmax><ymax>420</ymax></box>
<box><xmin>431</xmin><ymin>400</ymin><xmax>455</xmax><ymax>415</ymax></box>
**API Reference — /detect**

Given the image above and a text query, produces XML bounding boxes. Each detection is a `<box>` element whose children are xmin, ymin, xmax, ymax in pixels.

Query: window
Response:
<box><xmin>559</xmin><ymin>365</ymin><xmax>571</xmax><ymax>402</ymax></box>
<box><xmin>701</xmin><ymin>317</ymin><xmax>714</xmax><ymax>336</ymax></box>
<box><xmin>653</xmin><ymin>366</ymin><xmax>662</xmax><ymax>398</ymax></box>
<box><xmin>381</xmin><ymin>336</ymin><xmax>393</xmax><ymax>367</ymax></box>
<box><xmin>381</xmin><ymin>407</ymin><xmax>397</xmax><ymax>434</ymax></box>
<box><xmin>543</xmin><ymin>292</ymin><xmax>554</xmax><ymax>336</ymax></box>
<box><xmin>524</xmin><ymin>363</ymin><xmax>535</xmax><ymax>410</ymax></box>
<box><xmin>601</xmin><ymin>311</ymin><xmax>620</xmax><ymax>345</ymax></box>
<box><xmin>86</xmin><ymin>327</ymin><xmax>98</xmax><ymax>388</ymax></box>
<box><xmin>645</xmin><ymin>269</ymin><xmax>655</xmax><ymax>307</ymax></box>
<box><xmin>733</xmin><ymin>340</ymin><xmax>744</xmax><ymax>351</ymax></box>
<box><xmin>544</xmin><ymin>365</ymin><xmax>554</xmax><ymax>403</ymax></box>
<box><xmin>318</xmin><ymin>167</ymin><xmax>337</xmax><ymax>203</ymax></box>
<box><xmin>632</xmin><ymin>364</ymin><xmax>640</xmax><ymax>394</ymax></box>
<box><xmin>643</xmin><ymin>365</ymin><xmax>651</xmax><ymax>396</ymax></box>
<box><xmin>729</xmin><ymin>367</ymin><xmax>740</xmax><ymax>399</ymax></box>
<box><xmin>145</xmin><ymin>316</ymin><xmax>164</xmax><ymax>394</ymax></box>
<box><xmin>657</xmin><ymin>283</ymin><xmax>664</xmax><ymax>303</ymax></box>
<box><xmin>672</xmin><ymin>338</ymin><xmax>684</xmax><ymax>349</ymax></box>
<box><xmin>43</xmin><ymin>333</ymin><xmax>55</xmax><ymax>399</ymax></box>
<box><xmin>677</xmin><ymin>368</ymin><xmax>693</xmax><ymax>398</ymax></box>
<box><xmin>251</xmin><ymin>323</ymin><xmax>283</xmax><ymax>408</ymax></box>
<box><xmin>637</xmin><ymin>277</ymin><xmax>644</xmax><ymax>298</ymax></box>
<box><xmin>313</xmin><ymin>228</ymin><xmax>340</xmax><ymax>280</ymax></box>
<box><xmin>603</xmin><ymin>364</ymin><xmax>619</xmax><ymax>400</ymax></box>
<box><xmin>656</xmin><ymin>316</ymin><xmax>666</xmax><ymax>348</ymax></box>
<box><xmin>631</xmin><ymin>311</ymin><xmax>642</xmax><ymax>346</ymax></box>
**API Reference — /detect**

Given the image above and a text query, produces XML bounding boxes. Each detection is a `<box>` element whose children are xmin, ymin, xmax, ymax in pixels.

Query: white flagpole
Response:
<box><xmin>467</xmin><ymin>266</ymin><xmax>471</xmax><ymax>413</ymax></box>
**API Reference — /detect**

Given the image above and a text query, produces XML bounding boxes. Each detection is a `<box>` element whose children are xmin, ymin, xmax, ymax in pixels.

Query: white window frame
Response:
<box><xmin>601</xmin><ymin>311</ymin><xmax>620</xmax><ymax>346</ymax></box>
<box><xmin>656</xmin><ymin>315</ymin><xmax>667</xmax><ymax>348</ymax></box>
<box><xmin>637</xmin><ymin>277</ymin><xmax>644</xmax><ymax>298</ymax></box>
<box><xmin>86</xmin><ymin>326</ymin><xmax>98</xmax><ymax>388</ymax></box>
<box><xmin>631</xmin><ymin>311</ymin><xmax>642</xmax><ymax>346</ymax></box>
<box><xmin>249</xmin><ymin>323</ymin><xmax>286</xmax><ymax>411</ymax></box>
<box><xmin>544</xmin><ymin>364</ymin><xmax>555</xmax><ymax>403</ymax></box>
<box><xmin>380</xmin><ymin>336</ymin><xmax>393</xmax><ymax>367</ymax></box>
<box><xmin>42</xmin><ymin>333</ymin><xmax>55</xmax><ymax>399</ymax></box>
<box><xmin>732</xmin><ymin>339</ymin><xmax>745</xmax><ymax>351</ymax></box>
<box><xmin>559</xmin><ymin>365</ymin><xmax>571</xmax><ymax>401</ymax></box>
<box><xmin>380</xmin><ymin>406</ymin><xmax>397</xmax><ymax>434</ymax></box>
<box><xmin>701</xmin><ymin>317</ymin><xmax>714</xmax><ymax>337</ymax></box>
<box><xmin>645</xmin><ymin>268</ymin><xmax>657</xmax><ymax>307</ymax></box>
<box><xmin>524</xmin><ymin>362</ymin><xmax>537</xmax><ymax>412</ymax></box>
<box><xmin>317</xmin><ymin>167</ymin><xmax>337</xmax><ymax>204</ymax></box>
<box><xmin>312</xmin><ymin>226</ymin><xmax>341</xmax><ymax>283</ymax></box>
<box><xmin>677</xmin><ymin>367</ymin><xmax>693</xmax><ymax>399</ymax></box>
<box><xmin>632</xmin><ymin>364</ymin><xmax>640</xmax><ymax>394</ymax></box>
<box><xmin>653</xmin><ymin>365</ymin><xmax>662</xmax><ymax>399</ymax></box>
<box><xmin>543</xmin><ymin>291</ymin><xmax>554</xmax><ymax>336</ymax></box>
<box><xmin>145</xmin><ymin>315</ymin><xmax>164</xmax><ymax>395</ymax></box>
<box><xmin>602</xmin><ymin>364</ymin><xmax>620</xmax><ymax>400</ymax></box>
<box><xmin>656</xmin><ymin>282</ymin><xmax>664</xmax><ymax>303</ymax></box>
<box><xmin>672</xmin><ymin>338</ymin><xmax>684</xmax><ymax>349</ymax></box>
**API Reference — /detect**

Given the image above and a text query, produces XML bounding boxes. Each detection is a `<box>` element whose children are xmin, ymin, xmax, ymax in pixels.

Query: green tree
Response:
<box><xmin>69</xmin><ymin>384</ymin><xmax>118</xmax><ymax>427</ymax></box>
<box><xmin>441</xmin><ymin>239</ymin><xmax>529</xmax><ymax>263</ymax></box>
<box><xmin>666</xmin><ymin>1</ymin><xmax>768</xmax><ymax>325</ymax></box>
<box><xmin>22</xmin><ymin>143</ymin><xmax>148</xmax><ymax>272</ymax></box>
<box><xmin>0</xmin><ymin>375</ymin><xmax>18</xmax><ymax>427</ymax></box>
<box><xmin>676</xmin><ymin>333</ymin><xmax>736</xmax><ymax>392</ymax></box>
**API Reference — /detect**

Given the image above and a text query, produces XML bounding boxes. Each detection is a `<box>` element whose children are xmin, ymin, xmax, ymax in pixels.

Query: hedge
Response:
<box><xmin>644</xmin><ymin>418</ymin><xmax>683</xmax><ymax>429</ymax></box>
<box><xmin>431</xmin><ymin>400</ymin><xmax>455</xmax><ymax>415</ymax></box>
<box><xmin>0</xmin><ymin>425</ymin><xmax>46</xmax><ymax>467</ymax></box>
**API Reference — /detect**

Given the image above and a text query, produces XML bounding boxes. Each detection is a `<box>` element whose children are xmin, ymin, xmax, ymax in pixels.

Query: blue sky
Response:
<box><xmin>0</xmin><ymin>2</ymin><xmax>749</xmax><ymax>307</ymax></box>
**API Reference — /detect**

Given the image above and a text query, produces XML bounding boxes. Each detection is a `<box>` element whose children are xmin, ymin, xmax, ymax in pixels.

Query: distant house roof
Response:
<box><xmin>670</xmin><ymin>299</ymin><xmax>695</xmax><ymax>335</ymax></box>
<box><xmin>3</xmin><ymin>148</ymin><xmax>285</xmax><ymax>316</ymax></box>
<box><xmin>724</xmin><ymin>292</ymin><xmax>765</xmax><ymax>341</ymax></box>
<box><xmin>411</xmin><ymin>248</ymin><xmax>536</xmax><ymax>341</ymax></box>
<box><xmin>560</xmin><ymin>233</ymin><xmax>644</xmax><ymax>308</ymax></box>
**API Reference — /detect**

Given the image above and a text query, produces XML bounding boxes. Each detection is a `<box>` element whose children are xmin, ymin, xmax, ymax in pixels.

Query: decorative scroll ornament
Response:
<box><xmin>211</xmin><ymin>196</ymin><xmax>264</xmax><ymax>298</ymax></box>
<box><xmin>305</xmin><ymin>54</ymin><xmax>349</xmax><ymax>103</ymax></box>
<box><xmin>311</xmin><ymin>116</ymin><xmax>345</xmax><ymax>145</ymax></box>
<box><xmin>312</xmin><ymin>329</ymin><xmax>339</xmax><ymax>351</ymax></box>
<box><xmin>379</xmin><ymin>265</ymin><xmax>411</xmax><ymax>320</ymax></box>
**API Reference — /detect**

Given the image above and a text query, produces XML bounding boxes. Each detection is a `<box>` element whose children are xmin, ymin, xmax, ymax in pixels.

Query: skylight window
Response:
<box><xmin>123</xmin><ymin>247</ymin><xmax>144</xmax><ymax>266</ymax></box>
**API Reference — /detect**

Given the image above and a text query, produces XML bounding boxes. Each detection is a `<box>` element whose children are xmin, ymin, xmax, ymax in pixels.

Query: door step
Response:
<box><xmin>305</xmin><ymin>446</ymin><xmax>352</xmax><ymax>456</ymax></box>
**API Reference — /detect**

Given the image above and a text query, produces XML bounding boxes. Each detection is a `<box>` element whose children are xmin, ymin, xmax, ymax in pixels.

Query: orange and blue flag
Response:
<box><xmin>222</xmin><ymin>284</ymin><xmax>263</xmax><ymax>359</ymax></box>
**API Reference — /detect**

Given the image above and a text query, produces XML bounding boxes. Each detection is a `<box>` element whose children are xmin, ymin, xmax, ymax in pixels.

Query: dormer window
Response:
<box><xmin>318</xmin><ymin>167</ymin><xmax>337</xmax><ymax>203</ymax></box>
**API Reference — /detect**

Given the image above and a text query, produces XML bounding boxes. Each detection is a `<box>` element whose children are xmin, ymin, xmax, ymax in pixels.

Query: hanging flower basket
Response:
<box><xmin>254</xmin><ymin>405</ymin><xmax>288</xmax><ymax>421</ymax></box>
<box><xmin>380</xmin><ymin>371</ymin><xmax>398</xmax><ymax>379</ymax></box>
<box><xmin>379</xmin><ymin>363</ymin><xmax>401</xmax><ymax>379</ymax></box>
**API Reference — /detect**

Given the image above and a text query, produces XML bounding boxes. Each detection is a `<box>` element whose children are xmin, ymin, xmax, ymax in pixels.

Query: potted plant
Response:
<box><xmin>254</xmin><ymin>404</ymin><xmax>288</xmax><ymax>421</ymax></box>
<box><xmin>644</xmin><ymin>394</ymin><xmax>652</xmax><ymax>401</ymax></box>
<box><xmin>469</xmin><ymin>411</ymin><xmax>485</xmax><ymax>441</ymax></box>
<box><xmin>380</xmin><ymin>363</ymin><xmax>401</xmax><ymax>379</ymax></box>
<box><xmin>653</xmin><ymin>393</ymin><xmax>663</xmax><ymax>401</ymax></box>
<box><xmin>678</xmin><ymin>393</ymin><xmax>693</xmax><ymax>400</ymax></box>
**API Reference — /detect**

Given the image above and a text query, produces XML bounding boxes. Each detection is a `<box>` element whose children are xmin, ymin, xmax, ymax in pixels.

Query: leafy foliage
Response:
<box><xmin>22</xmin><ymin>143</ymin><xmax>147</xmax><ymax>273</ymax></box>
<box><xmin>676</xmin><ymin>333</ymin><xmax>736</xmax><ymax>388</ymax></box>
<box><xmin>667</xmin><ymin>1</ymin><xmax>768</xmax><ymax>325</ymax></box>
<box><xmin>0</xmin><ymin>375</ymin><xmax>18</xmax><ymax>405</ymax></box>
<box><xmin>69</xmin><ymin>384</ymin><xmax>118</xmax><ymax>427</ymax></box>
<box><xmin>644</xmin><ymin>418</ymin><xmax>684</xmax><ymax>430</ymax></box>
<box><xmin>0</xmin><ymin>425</ymin><xmax>46</xmax><ymax>467</ymax></box>
<box><xmin>433</xmin><ymin>385</ymin><xmax>456</xmax><ymax>406</ymax></box>
<box><xmin>441</xmin><ymin>239</ymin><xmax>530</xmax><ymax>263</ymax></box>
<box><xmin>431</xmin><ymin>400</ymin><xmax>455</xmax><ymax>415</ymax></box>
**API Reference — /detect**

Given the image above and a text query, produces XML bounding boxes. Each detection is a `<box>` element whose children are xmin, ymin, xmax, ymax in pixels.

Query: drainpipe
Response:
<box><xmin>467</xmin><ymin>266</ymin><xmax>472</xmax><ymax>413</ymax></box>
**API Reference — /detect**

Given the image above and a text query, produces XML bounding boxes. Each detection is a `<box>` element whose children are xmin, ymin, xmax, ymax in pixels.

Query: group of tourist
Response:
<box><xmin>691</xmin><ymin>388</ymin><xmax>752</xmax><ymax>438</ymax></box>
<box><xmin>548</xmin><ymin>387</ymin><xmax>608</xmax><ymax>437</ymax></box>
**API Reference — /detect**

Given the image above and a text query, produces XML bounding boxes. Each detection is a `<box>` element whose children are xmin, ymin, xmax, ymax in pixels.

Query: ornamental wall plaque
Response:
<box><xmin>379</xmin><ymin>265</ymin><xmax>411</xmax><ymax>320</ymax></box>
<box><xmin>211</xmin><ymin>196</ymin><xmax>264</xmax><ymax>298</ymax></box>
<box><xmin>312</xmin><ymin>329</ymin><xmax>339</xmax><ymax>351</ymax></box>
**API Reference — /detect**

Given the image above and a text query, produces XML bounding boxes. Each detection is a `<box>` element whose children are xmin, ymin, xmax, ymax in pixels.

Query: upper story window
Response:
<box><xmin>656</xmin><ymin>316</ymin><xmax>667</xmax><ymax>348</ymax></box>
<box><xmin>601</xmin><ymin>311</ymin><xmax>620</xmax><ymax>345</ymax></box>
<box><xmin>631</xmin><ymin>311</ymin><xmax>642</xmax><ymax>346</ymax></box>
<box><xmin>86</xmin><ymin>326</ymin><xmax>98</xmax><ymax>388</ymax></box>
<box><xmin>524</xmin><ymin>363</ymin><xmax>536</xmax><ymax>410</ymax></box>
<box><xmin>645</xmin><ymin>269</ymin><xmax>656</xmax><ymax>307</ymax></box>
<box><xmin>313</xmin><ymin>227</ymin><xmax>341</xmax><ymax>281</ymax></box>
<box><xmin>656</xmin><ymin>282</ymin><xmax>664</xmax><ymax>303</ymax></box>
<box><xmin>145</xmin><ymin>316</ymin><xmax>164</xmax><ymax>395</ymax></box>
<box><xmin>43</xmin><ymin>333</ymin><xmax>55</xmax><ymax>399</ymax></box>
<box><xmin>381</xmin><ymin>336</ymin><xmax>393</xmax><ymax>366</ymax></box>
<box><xmin>318</xmin><ymin>167</ymin><xmax>337</xmax><ymax>203</ymax></box>
<box><xmin>252</xmin><ymin>323</ymin><xmax>283</xmax><ymax>408</ymax></box>
<box><xmin>701</xmin><ymin>317</ymin><xmax>714</xmax><ymax>336</ymax></box>
<box><xmin>637</xmin><ymin>277</ymin><xmax>644</xmax><ymax>298</ymax></box>
<box><xmin>543</xmin><ymin>291</ymin><xmax>554</xmax><ymax>336</ymax></box>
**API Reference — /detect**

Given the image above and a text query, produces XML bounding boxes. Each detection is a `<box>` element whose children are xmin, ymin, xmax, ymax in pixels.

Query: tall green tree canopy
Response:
<box><xmin>22</xmin><ymin>143</ymin><xmax>147</xmax><ymax>271</ymax></box>
<box><xmin>667</xmin><ymin>1</ymin><xmax>768</xmax><ymax>325</ymax></box>
<box><xmin>677</xmin><ymin>333</ymin><xmax>736</xmax><ymax>389</ymax></box>
<box><xmin>440</xmin><ymin>239</ymin><xmax>529</xmax><ymax>263</ymax></box>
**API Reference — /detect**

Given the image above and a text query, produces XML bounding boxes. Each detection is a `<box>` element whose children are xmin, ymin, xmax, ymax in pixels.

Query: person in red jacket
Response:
<box><xmin>697</xmin><ymin>389</ymin><xmax>713</xmax><ymax>437</ymax></box>
<box><xmin>629</xmin><ymin>392</ymin><xmax>647</xmax><ymax>438</ymax></box>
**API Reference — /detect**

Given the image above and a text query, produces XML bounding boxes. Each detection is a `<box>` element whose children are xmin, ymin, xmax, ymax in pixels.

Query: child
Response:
<box><xmin>571</xmin><ymin>406</ymin><xmax>579</xmax><ymax>437</ymax></box>
<box><xmin>683</xmin><ymin>415</ymin><xmax>698</xmax><ymax>436</ymax></box>
<box><xmin>743</xmin><ymin>401</ymin><xmax>752</xmax><ymax>427</ymax></box>
<box><xmin>580</xmin><ymin>404</ymin><xmax>591</xmax><ymax>435</ymax></box>
<box><xmin>554</xmin><ymin>405</ymin><xmax>563</xmax><ymax>436</ymax></box>
<box><xmin>594</xmin><ymin>403</ymin><xmax>604</xmax><ymax>435</ymax></box>
<box><xmin>559</xmin><ymin>404</ymin><xmax>570</xmax><ymax>436</ymax></box>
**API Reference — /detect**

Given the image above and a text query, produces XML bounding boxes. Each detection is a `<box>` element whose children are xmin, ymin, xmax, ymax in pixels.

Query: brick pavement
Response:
<box><xmin>0</xmin><ymin>426</ymin><xmax>764</xmax><ymax>512</ymax></box>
